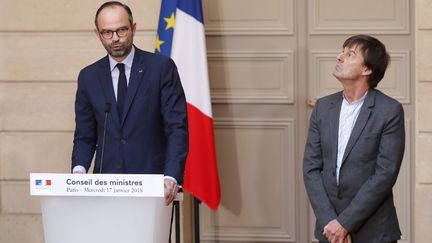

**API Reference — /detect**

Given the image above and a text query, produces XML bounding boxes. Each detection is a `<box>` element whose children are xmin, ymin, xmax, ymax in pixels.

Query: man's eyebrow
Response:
<box><xmin>347</xmin><ymin>48</ymin><xmax>357</xmax><ymax>55</ymax></box>
<box><xmin>100</xmin><ymin>26</ymin><xmax>129</xmax><ymax>31</ymax></box>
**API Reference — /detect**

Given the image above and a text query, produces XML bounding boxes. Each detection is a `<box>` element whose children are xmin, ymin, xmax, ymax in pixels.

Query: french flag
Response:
<box><xmin>35</xmin><ymin>179</ymin><xmax>52</xmax><ymax>186</ymax></box>
<box><xmin>156</xmin><ymin>0</ymin><xmax>221</xmax><ymax>210</ymax></box>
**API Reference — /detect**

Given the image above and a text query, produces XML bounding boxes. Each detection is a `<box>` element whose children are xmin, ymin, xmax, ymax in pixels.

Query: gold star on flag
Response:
<box><xmin>155</xmin><ymin>34</ymin><xmax>165</xmax><ymax>52</ymax></box>
<box><xmin>164</xmin><ymin>12</ymin><xmax>176</xmax><ymax>30</ymax></box>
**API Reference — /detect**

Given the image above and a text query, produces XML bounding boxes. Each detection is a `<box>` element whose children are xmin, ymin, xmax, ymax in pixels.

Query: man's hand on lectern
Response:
<box><xmin>164</xmin><ymin>179</ymin><xmax>177</xmax><ymax>206</ymax></box>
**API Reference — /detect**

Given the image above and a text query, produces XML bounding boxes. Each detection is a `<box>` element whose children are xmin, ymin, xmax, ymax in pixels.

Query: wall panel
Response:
<box><xmin>201</xmin><ymin>119</ymin><xmax>296</xmax><ymax>242</ymax></box>
<box><xmin>209</xmin><ymin>51</ymin><xmax>295</xmax><ymax>104</ymax></box>
<box><xmin>309</xmin><ymin>0</ymin><xmax>409</xmax><ymax>34</ymax></box>
<box><xmin>0</xmin><ymin>0</ymin><xmax>159</xmax><ymax>31</ymax></box>
<box><xmin>203</xmin><ymin>0</ymin><xmax>294</xmax><ymax>35</ymax></box>
<box><xmin>0</xmin><ymin>33</ymin><xmax>156</xmax><ymax>82</ymax></box>
<box><xmin>0</xmin><ymin>132</ymin><xmax>72</xmax><ymax>180</ymax></box>
<box><xmin>0</xmin><ymin>181</ymin><xmax>40</xmax><ymax>214</ymax></box>
<box><xmin>0</xmin><ymin>83</ymin><xmax>75</xmax><ymax>130</ymax></box>
<box><xmin>0</xmin><ymin>214</ymin><xmax>44</xmax><ymax>243</ymax></box>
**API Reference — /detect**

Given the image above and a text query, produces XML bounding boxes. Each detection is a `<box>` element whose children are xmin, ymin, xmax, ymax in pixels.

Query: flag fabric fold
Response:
<box><xmin>156</xmin><ymin>0</ymin><xmax>221</xmax><ymax>210</ymax></box>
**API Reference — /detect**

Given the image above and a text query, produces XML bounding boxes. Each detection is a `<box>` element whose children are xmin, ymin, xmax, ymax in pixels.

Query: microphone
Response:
<box><xmin>99</xmin><ymin>103</ymin><xmax>111</xmax><ymax>173</ymax></box>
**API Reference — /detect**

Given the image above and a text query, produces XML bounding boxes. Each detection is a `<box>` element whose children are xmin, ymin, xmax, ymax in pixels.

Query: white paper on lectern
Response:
<box><xmin>30</xmin><ymin>173</ymin><xmax>164</xmax><ymax>197</ymax></box>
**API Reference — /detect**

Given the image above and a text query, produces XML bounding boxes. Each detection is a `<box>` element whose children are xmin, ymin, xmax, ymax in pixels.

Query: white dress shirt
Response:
<box><xmin>108</xmin><ymin>46</ymin><xmax>135</xmax><ymax>100</ymax></box>
<box><xmin>336</xmin><ymin>91</ymin><xmax>368</xmax><ymax>184</ymax></box>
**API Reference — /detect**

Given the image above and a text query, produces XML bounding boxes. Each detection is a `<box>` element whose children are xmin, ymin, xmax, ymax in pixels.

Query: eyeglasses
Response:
<box><xmin>99</xmin><ymin>27</ymin><xmax>129</xmax><ymax>39</ymax></box>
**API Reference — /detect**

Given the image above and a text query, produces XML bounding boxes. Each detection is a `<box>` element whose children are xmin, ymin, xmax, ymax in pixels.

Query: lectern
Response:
<box><xmin>30</xmin><ymin>173</ymin><xmax>172</xmax><ymax>243</ymax></box>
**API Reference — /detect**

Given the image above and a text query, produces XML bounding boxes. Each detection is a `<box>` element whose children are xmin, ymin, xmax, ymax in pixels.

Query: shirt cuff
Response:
<box><xmin>164</xmin><ymin>176</ymin><xmax>178</xmax><ymax>185</ymax></box>
<box><xmin>72</xmin><ymin>165</ymin><xmax>87</xmax><ymax>174</ymax></box>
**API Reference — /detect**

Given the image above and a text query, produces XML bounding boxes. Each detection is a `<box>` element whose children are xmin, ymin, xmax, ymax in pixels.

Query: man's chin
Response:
<box><xmin>110</xmin><ymin>50</ymin><xmax>127</xmax><ymax>58</ymax></box>
<box><xmin>110</xmin><ymin>45</ymin><xmax>133</xmax><ymax>58</ymax></box>
<box><xmin>332</xmin><ymin>71</ymin><xmax>339</xmax><ymax>79</ymax></box>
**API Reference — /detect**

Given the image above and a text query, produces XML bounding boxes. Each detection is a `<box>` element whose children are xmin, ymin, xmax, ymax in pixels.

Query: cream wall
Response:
<box><xmin>0</xmin><ymin>0</ymin><xmax>429</xmax><ymax>243</ymax></box>
<box><xmin>416</xmin><ymin>0</ymin><xmax>432</xmax><ymax>242</ymax></box>
<box><xmin>0</xmin><ymin>1</ymin><xmax>160</xmax><ymax>242</ymax></box>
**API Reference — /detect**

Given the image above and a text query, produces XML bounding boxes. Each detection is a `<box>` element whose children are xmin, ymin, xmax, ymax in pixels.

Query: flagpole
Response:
<box><xmin>175</xmin><ymin>201</ymin><xmax>181</xmax><ymax>243</ymax></box>
<box><xmin>193</xmin><ymin>197</ymin><xmax>201</xmax><ymax>243</ymax></box>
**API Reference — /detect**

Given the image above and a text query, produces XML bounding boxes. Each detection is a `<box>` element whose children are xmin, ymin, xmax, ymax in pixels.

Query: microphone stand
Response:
<box><xmin>99</xmin><ymin>103</ymin><xmax>111</xmax><ymax>173</ymax></box>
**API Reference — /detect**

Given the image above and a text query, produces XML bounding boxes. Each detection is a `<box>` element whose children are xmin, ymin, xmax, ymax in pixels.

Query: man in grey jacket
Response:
<box><xmin>303</xmin><ymin>35</ymin><xmax>405</xmax><ymax>243</ymax></box>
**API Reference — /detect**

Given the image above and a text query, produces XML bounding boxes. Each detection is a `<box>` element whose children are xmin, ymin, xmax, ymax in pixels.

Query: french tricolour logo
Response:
<box><xmin>35</xmin><ymin>179</ymin><xmax>52</xmax><ymax>187</ymax></box>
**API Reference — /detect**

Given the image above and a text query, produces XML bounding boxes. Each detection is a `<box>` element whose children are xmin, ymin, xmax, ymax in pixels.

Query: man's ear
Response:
<box><xmin>131</xmin><ymin>22</ymin><xmax>137</xmax><ymax>36</ymax></box>
<box><xmin>94</xmin><ymin>28</ymin><xmax>101</xmax><ymax>40</ymax></box>
<box><xmin>362</xmin><ymin>66</ymin><xmax>372</xmax><ymax>76</ymax></box>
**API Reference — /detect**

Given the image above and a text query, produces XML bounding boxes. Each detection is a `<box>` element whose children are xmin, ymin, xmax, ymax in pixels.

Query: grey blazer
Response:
<box><xmin>303</xmin><ymin>89</ymin><xmax>405</xmax><ymax>243</ymax></box>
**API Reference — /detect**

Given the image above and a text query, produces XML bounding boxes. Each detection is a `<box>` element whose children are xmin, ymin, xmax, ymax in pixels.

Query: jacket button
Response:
<box><xmin>117</xmin><ymin>164</ymin><xmax>123</xmax><ymax>169</ymax></box>
<box><xmin>120</xmin><ymin>139</ymin><xmax>126</xmax><ymax>144</ymax></box>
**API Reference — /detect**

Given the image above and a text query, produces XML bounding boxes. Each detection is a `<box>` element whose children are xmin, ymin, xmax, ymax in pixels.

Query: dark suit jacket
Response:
<box><xmin>72</xmin><ymin>47</ymin><xmax>188</xmax><ymax>184</ymax></box>
<box><xmin>303</xmin><ymin>89</ymin><xmax>405</xmax><ymax>243</ymax></box>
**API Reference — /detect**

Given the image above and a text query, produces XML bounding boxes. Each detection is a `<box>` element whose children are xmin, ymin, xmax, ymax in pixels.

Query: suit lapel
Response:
<box><xmin>341</xmin><ymin>90</ymin><xmax>376</xmax><ymax>163</ymax></box>
<box><xmin>120</xmin><ymin>49</ymin><xmax>147</xmax><ymax>126</ymax></box>
<box><xmin>328</xmin><ymin>93</ymin><xmax>343</xmax><ymax>173</ymax></box>
<box><xmin>97</xmin><ymin>56</ymin><xmax>121</xmax><ymax>127</ymax></box>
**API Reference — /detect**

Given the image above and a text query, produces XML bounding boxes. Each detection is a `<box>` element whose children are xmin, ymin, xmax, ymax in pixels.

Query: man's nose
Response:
<box><xmin>336</xmin><ymin>52</ymin><xmax>344</xmax><ymax>62</ymax></box>
<box><xmin>112</xmin><ymin>32</ymin><xmax>120</xmax><ymax>41</ymax></box>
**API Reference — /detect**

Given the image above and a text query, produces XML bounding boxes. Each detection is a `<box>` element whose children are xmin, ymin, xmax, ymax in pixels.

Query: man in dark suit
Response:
<box><xmin>71</xmin><ymin>1</ymin><xmax>188</xmax><ymax>206</ymax></box>
<box><xmin>303</xmin><ymin>35</ymin><xmax>405</xmax><ymax>243</ymax></box>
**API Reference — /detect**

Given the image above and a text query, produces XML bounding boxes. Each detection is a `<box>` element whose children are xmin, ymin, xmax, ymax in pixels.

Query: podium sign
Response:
<box><xmin>30</xmin><ymin>173</ymin><xmax>171</xmax><ymax>243</ymax></box>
